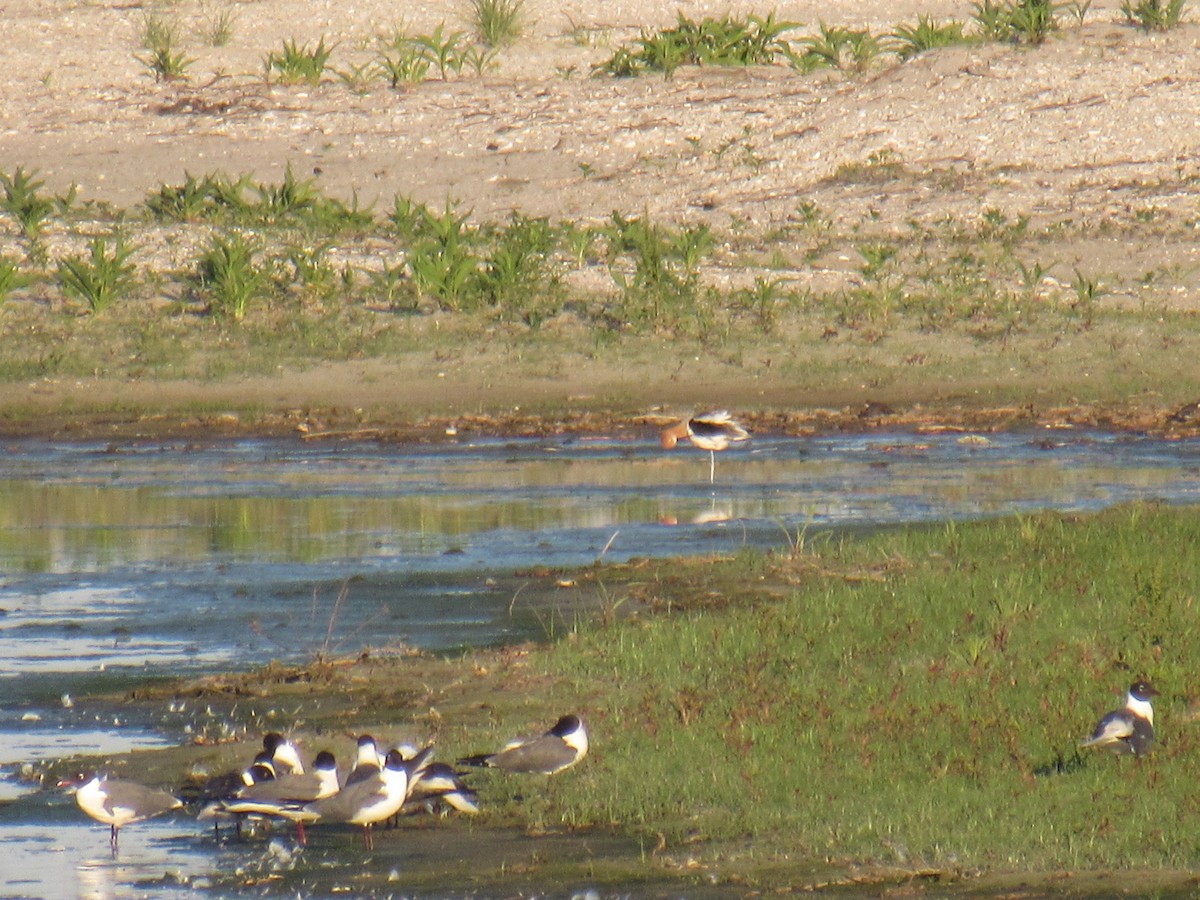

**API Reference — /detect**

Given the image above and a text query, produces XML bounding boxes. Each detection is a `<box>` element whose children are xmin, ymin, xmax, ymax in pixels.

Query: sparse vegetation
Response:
<box><xmin>194</xmin><ymin>231</ymin><xmax>269</xmax><ymax>321</ymax></box>
<box><xmin>56</xmin><ymin>235</ymin><xmax>138</xmax><ymax>314</ymax></box>
<box><xmin>264</xmin><ymin>36</ymin><xmax>336</xmax><ymax>85</ymax></box>
<box><xmin>137</xmin><ymin>13</ymin><xmax>196</xmax><ymax>81</ymax></box>
<box><xmin>470</xmin><ymin>0</ymin><xmax>525</xmax><ymax>47</ymax></box>
<box><xmin>1121</xmin><ymin>0</ymin><xmax>1188</xmax><ymax>29</ymax></box>
<box><xmin>594</xmin><ymin>12</ymin><xmax>798</xmax><ymax>77</ymax></box>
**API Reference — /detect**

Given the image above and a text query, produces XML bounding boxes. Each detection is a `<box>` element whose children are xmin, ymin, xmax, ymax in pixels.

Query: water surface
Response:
<box><xmin>3</xmin><ymin>429</ymin><xmax>1200</xmax><ymax>897</ymax></box>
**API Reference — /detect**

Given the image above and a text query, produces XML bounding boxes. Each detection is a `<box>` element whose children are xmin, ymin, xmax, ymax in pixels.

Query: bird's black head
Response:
<box><xmin>313</xmin><ymin>750</ymin><xmax>337</xmax><ymax>770</ymax></box>
<box><xmin>1130</xmin><ymin>680</ymin><xmax>1160</xmax><ymax>700</ymax></box>
<box><xmin>551</xmin><ymin>714</ymin><xmax>582</xmax><ymax>737</ymax></box>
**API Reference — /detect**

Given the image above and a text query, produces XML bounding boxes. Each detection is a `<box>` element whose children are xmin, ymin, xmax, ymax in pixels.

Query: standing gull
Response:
<box><xmin>300</xmin><ymin>746</ymin><xmax>431</xmax><ymax>850</ymax></box>
<box><xmin>59</xmin><ymin>773</ymin><xmax>183</xmax><ymax>851</ymax></box>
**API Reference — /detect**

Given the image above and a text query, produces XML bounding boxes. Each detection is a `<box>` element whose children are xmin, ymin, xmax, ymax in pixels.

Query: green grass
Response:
<box><xmin>539</xmin><ymin>504</ymin><xmax>1200</xmax><ymax>874</ymax></box>
<box><xmin>470</xmin><ymin>0</ymin><xmax>525</xmax><ymax>47</ymax></box>
<box><xmin>0</xmin><ymin>155</ymin><xmax>1199</xmax><ymax>398</ymax></box>
<box><xmin>594</xmin><ymin>12</ymin><xmax>798</xmax><ymax>77</ymax></box>
<box><xmin>1121</xmin><ymin>0</ymin><xmax>1189</xmax><ymax>29</ymax></box>
<box><xmin>56</xmin><ymin>235</ymin><xmax>138</xmax><ymax>313</ymax></box>
<box><xmin>265</xmin><ymin>36</ymin><xmax>336</xmax><ymax>85</ymax></box>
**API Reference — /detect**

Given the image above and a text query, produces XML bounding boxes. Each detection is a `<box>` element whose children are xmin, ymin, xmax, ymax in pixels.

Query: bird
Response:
<box><xmin>300</xmin><ymin>746</ymin><xmax>432</xmax><ymax>849</ymax></box>
<box><xmin>457</xmin><ymin>714</ymin><xmax>588</xmax><ymax>775</ymax></box>
<box><xmin>210</xmin><ymin>750</ymin><xmax>340</xmax><ymax>844</ymax></box>
<box><xmin>194</xmin><ymin>751</ymin><xmax>277</xmax><ymax>835</ymax></box>
<box><xmin>1080</xmin><ymin>679</ymin><xmax>1160</xmax><ymax>758</ymax></box>
<box><xmin>344</xmin><ymin>734</ymin><xmax>383</xmax><ymax>787</ymax></box>
<box><xmin>262</xmin><ymin>732</ymin><xmax>305</xmax><ymax>776</ymax></box>
<box><xmin>58</xmin><ymin>773</ymin><xmax>183</xmax><ymax>851</ymax></box>
<box><xmin>401</xmin><ymin>750</ymin><xmax>479</xmax><ymax>816</ymax></box>
<box><xmin>660</xmin><ymin>411</ymin><xmax>750</xmax><ymax>484</ymax></box>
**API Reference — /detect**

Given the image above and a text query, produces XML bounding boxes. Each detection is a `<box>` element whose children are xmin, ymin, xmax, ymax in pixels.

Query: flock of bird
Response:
<box><xmin>59</xmin><ymin>714</ymin><xmax>589</xmax><ymax>852</ymax></box>
<box><xmin>54</xmin><ymin>414</ymin><xmax>1159</xmax><ymax>855</ymax></box>
<box><xmin>54</xmin><ymin>407</ymin><xmax>739</xmax><ymax>854</ymax></box>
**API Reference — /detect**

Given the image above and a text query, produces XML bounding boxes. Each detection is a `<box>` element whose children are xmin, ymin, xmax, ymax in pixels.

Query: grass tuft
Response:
<box><xmin>1120</xmin><ymin>0</ymin><xmax>1188</xmax><ymax>29</ymax></box>
<box><xmin>265</xmin><ymin>36</ymin><xmax>336</xmax><ymax>85</ymax></box>
<box><xmin>57</xmin><ymin>236</ymin><xmax>138</xmax><ymax>314</ymax></box>
<box><xmin>470</xmin><ymin>0</ymin><xmax>525</xmax><ymax>47</ymax></box>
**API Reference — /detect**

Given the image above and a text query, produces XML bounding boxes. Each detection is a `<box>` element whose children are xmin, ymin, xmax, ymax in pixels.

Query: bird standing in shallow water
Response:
<box><xmin>59</xmin><ymin>773</ymin><xmax>183</xmax><ymax>852</ymax></box>
<box><xmin>660</xmin><ymin>411</ymin><xmax>750</xmax><ymax>484</ymax></box>
<box><xmin>1080</xmin><ymin>679</ymin><xmax>1159</xmax><ymax>758</ymax></box>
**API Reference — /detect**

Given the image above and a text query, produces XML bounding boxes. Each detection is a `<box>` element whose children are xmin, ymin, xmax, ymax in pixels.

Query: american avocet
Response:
<box><xmin>660</xmin><ymin>410</ymin><xmax>750</xmax><ymax>483</ymax></box>
<box><xmin>1080</xmin><ymin>680</ymin><xmax>1159</xmax><ymax>758</ymax></box>
<box><xmin>457</xmin><ymin>714</ymin><xmax>588</xmax><ymax>775</ymax></box>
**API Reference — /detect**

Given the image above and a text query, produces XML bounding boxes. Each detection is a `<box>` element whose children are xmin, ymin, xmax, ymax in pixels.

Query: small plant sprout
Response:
<box><xmin>57</xmin><ymin>236</ymin><xmax>138</xmax><ymax>314</ymax></box>
<box><xmin>799</xmin><ymin>22</ymin><xmax>883</xmax><ymax>73</ymax></box>
<box><xmin>199</xmin><ymin>5</ymin><xmax>237</xmax><ymax>47</ymax></box>
<box><xmin>0</xmin><ymin>166</ymin><xmax>58</xmax><ymax>244</ymax></box>
<box><xmin>1121</xmin><ymin>0</ymin><xmax>1187</xmax><ymax>29</ymax></box>
<box><xmin>889</xmin><ymin>15</ymin><xmax>968</xmax><ymax>59</ymax></box>
<box><xmin>375</xmin><ymin>27</ymin><xmax>433</xmax><ymax>87</ymax></box>
<box><xmin>470</xmin><ymin>0</ymin><xmax>525</xmax><ymax>47</ymax></box>
<box><xmin>0</xmin><ymin>254</ymin><xmax>31</xmax><ymax>304</ymax></box>
<box><xmin>265</xmin><ymin>36</ymin><xmax>336</xmax><ymax>85</ymax></box>
<box><xmin>1066</xmin><ymin>0</ymin><xmax>1093</xmax><ymax>24</ymax></box>
<box><xmin>196</xmin><ymin>232</ymin><xmax>268</xmax><ymax>321</ymax></box>
<box><xmin>413</xmin><ymin>24</ymin><xmax>468</xmax><ymax>79</ymax></box>
<box><xmin>137</xmin><ymin>14</ymin><xmax>195</xmax><ymax>81</ymax></box>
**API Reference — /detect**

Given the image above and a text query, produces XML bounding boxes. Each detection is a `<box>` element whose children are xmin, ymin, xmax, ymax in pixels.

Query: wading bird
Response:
<box><xmin>59</xmin><ymin>773</ymin><xmax>183</xmax><ymax>852</ymax></box>
<box><xmin>660</xmin><ymin>411</ymin><xmax>750</xmax><ymax>483</ymax></box>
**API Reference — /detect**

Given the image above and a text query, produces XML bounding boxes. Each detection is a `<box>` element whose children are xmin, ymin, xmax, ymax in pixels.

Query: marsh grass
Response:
<box><xmin>544</xmin><ymin>504</ymin><xmax>1200</xmax><ymax>870</ymax></box>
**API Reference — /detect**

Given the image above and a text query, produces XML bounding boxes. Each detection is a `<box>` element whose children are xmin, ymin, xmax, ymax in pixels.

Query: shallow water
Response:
<box><xmin>3</xmin><ymin>429</ymin><xmax>1200</xmax><ymax>897</ymax></box>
